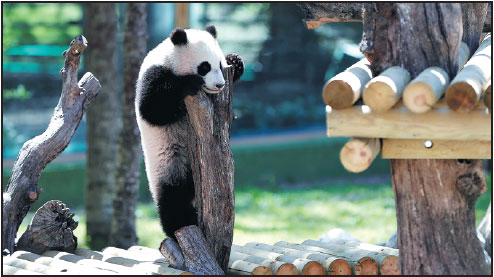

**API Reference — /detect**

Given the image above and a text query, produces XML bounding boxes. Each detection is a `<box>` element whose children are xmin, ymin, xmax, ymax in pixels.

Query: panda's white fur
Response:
<box><xmin>135</xmin><ymin>25</ymin><xmax>244</xmax><ymax>240</ymax></box>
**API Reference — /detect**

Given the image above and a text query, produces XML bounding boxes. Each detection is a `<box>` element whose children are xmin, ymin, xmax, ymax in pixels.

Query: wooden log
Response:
<box><xmin>11</xmin><ymin>250</ymin><xmax>113</xmax><ymax>275</ymax></box>
<box><xmin>322</xmin><ymin>58</ymin><xmax>373</xmax><ymax>109</ymax></box>
<box><xmin>296</xmin><ymin>3</ymin><xmax>363</xmax><ymax>29</ymax></box>
<box><xmin>102</xmin><ymin>246</ymin><xmax>168</xmax><ymax>265</ymax></box>
<box><xmin>74</xmin><ymin>248</ymin><xmax>104</xmax><ymax>260</ymax></box>
<box><xmin>483</xmin><ymin>84</ymin><xmax>492</xmax><ymax>112</ymax></box>
<box><xmin>446</xmin><ymin>34</ymin><xmax>491</xmax><ymax>112</ymax></box>
<box><xmin>4</xmin><ymin>256</ymin><xmax>71</xmax><ymax>275</ymax></box>
<box><xmin>297</xmin><ymin>3</ymin><xmax>491</xmax><ymax>31</ymax></box>
<box><xmin>339</xmin><ymin>138</ymin><xmax>381</xmax><ymax>173</ymax></box>
<box><xmin>42</xmin><ymin>250</ymin><xmax>143</xmax><ymax>274</ymax></box>
<box><xmin>273</xmin><ymin>241</ymin><xmax>378</xmax><ymax>275</ymax></box>
<box><xmin>159</xmin><ymin>238</ymin><xmax>186</xmax><ymax>270</ymax></box>
<box><xmin>184</xmin><ymin>66</ymin><xmax>235</xmax><ymax>271</ymax></box>
<box><xmin>461</xmin><ymin>4</ymin><xmax>490</xmax><ymax>51</ymax></box>
<box><xmin>228</xmin><ymin>259</ymin><xmax>273</xmax><ymax>275</ymax></box>
<box><xmin>230</xmin><ymin>251</ymin><xmax>298</xmax><ymax>275</ymax></box>
<box><xmin>3</xmin><ymin>264</ymin><xmax>44</xmax><ymax>275</ymax></box>
<box><xmin>232</xmin><ymin>245</ymin><xmax>325</xmax><ymax>275</ymax></box>
<box><xmin>363</xmin><ymin>66</ymin><xmax>411</xmax><ymax>113</ymax></box>
<box><xmin>382</xmin><ymin>139</ymin><xmax>491</xmax><ymax>159</ymax></box>
<box><xmin>308</xmin><ymin>239</ymin><xmax>399</xmax><ymax>256</ymax></box>
<box><xmin>174</xmin><ymin>225</ymin><xmax>224</xmax><ymax>275</ymax></box>
<box><xmin>16</xmin><ymin>201</ymin><xmax>78</xmax><ymax>254</ymax></box>
<box><xmin>302</xmin><ymin>240</ymin><xmax>399</xmax><ymax>275</ymax></box>
<box><xmin>326</xmin><ymin>100</ymin><xmax>490</xmax><ymax>141</ymax></box>
<box><xmin>458</xmin><ymin>42</ymin><xmax>471</xmax><ymax>71</ymax></box>
<box><xmin>244</xmin><ymin>242</ymin><xmax>351</xmax><ymax>275</ymax></box>
<box><xmin>2</xmin><ymin>35</ymin><xmax>101</xmax><ymax>254</ymax></box>
<box><xmin>477</xmin><ymin>202</ymin><xmax>492</xmax><ymax>256</ymax></box>
<box><xmin>402</xmin><ymin>67</ymin><xmax>451</xmax><ymax>113</ymax></box>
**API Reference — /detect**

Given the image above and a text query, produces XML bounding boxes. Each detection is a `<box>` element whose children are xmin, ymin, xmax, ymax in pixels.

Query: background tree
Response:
<box><xmin>84</xmin><ymin>3</ymin><xmax>120</xmax><ymax>250</ymax></box>
<box><xmin>110</xmin><ymin>3</ymin><xmax>148</xmax><ymax>249</ymax></box>
<box><xmin>360</xmin><ymin>3</ymin><xmax>489</xmax><ymax>274</ymax></box>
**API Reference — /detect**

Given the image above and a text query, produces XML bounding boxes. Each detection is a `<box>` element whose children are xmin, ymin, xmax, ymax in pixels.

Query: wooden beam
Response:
<box><xmin>326</xmin><ymin>100</ymin><xmax>490</xmax><ymax>141</ymax></box>
<box><xmin>382</xmin><ymin>139</ymin><xmax>491</xmax><ymax>159</ymax></box>
<box><xmin>483</xmin><ymin>84</ymin><xmax>492</xmax><ymax>113</ymax></box>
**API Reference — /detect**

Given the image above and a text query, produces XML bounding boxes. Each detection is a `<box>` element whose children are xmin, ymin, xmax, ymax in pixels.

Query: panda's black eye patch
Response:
<box><xmin>197</xmin><ymin>62</ymin><xmax>211</xmax><ymax>76</ymax></box>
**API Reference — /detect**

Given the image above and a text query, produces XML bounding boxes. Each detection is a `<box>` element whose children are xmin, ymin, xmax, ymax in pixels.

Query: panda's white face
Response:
<box><xmin>173</xmin><ymin>28</ymin><xmax>227</xmax><ymax>94</ymax></box>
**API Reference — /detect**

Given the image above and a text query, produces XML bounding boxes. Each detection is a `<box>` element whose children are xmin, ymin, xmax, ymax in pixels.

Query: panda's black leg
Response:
<box><xmin>157</xmin><ymin>171</ymin><xmax>197</xmax><ymax>240</ymax></box>
<box><xmin>225</xmin><ymin>53</ymin><xmax>245</xmax><ymax>83</ymax></box>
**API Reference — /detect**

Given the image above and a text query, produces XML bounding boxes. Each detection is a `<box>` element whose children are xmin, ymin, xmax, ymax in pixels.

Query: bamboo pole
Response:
<box><xmin>302</xmin><ymin>240</ymin><xmax>400</xmax><ymax>275</ymax></box>
<box><xmin>102</xmin><ymin>246</ymin><xmax>168</xmax><ymax>264</ymax></box>
<box><xmin>273</xmin><ymin>241</ymin><xmax>378</xmax><ymax>275</ymax></box>
<box><xmin>128</xmin><ymin>245</ymin><xmax>162</xmax><ymax>257</ymax></box>
<box><xmin>322</xmin><ymin>58</ymin><xmax>373</xmax><ymax>109</ymax></box>
<box><xmin>74</xmin><ymin>248</ymin><xmax>104</xmax><ymax>260</ymax></box>
<box><xmin>232</xmin><ymin>245</ymin><xmax>325</xmax><ymax>275</ymax></box>
<box><xmin>4</xmin><ymin>256</ymin><xmax>71</xmax><ymax>275</ymax></box>
<box><xmin>339</xmin><ymin>138</ymin><xmax>381</xmax><ymax>173</ymax></box>
<box><xmin>244</xmin><ymin>242</ymin><xmax>352</xmax><ymax>275</ymax></box>
<box><xmin>230</xmin><ymin>251</ymin><xmax>298</xmax><ymax>275</ymax></box>
<box><xmin>103</xmin><ymin>252</ymin><xmax>192</xmax><ymax>275</ymax></box>
<box><xmin>11</xmin><ymin>250</ymin><xmax>113</xmax><ymax>275</ymax></box>
<box><xmin>363</xmin><ymin>66</ymin><xmax>411</xmax><ymax>113</ymax></box>
<box><xmin>446</xmin><ymin>33</ymin><xmax>491</xmax><ymax>112</ymax></box>
<box><xmin>402</xmin><ymin>67</ymin><xmax>451</xmax><ymax>113</ymax></box>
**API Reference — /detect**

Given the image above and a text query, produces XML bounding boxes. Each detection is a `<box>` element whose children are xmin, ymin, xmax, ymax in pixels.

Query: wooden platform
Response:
<box><xmin>2</xmin><ymin>239</ymin><xmax>400</xmax><ymax>275</ymax></box>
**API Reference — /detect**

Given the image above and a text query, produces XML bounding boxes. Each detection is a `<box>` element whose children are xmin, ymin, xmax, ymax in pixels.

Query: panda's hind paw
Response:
<box><xmin>225</xmin><ymin>53</ymin><xmax>244</xmax><ymax>83</ymax></box>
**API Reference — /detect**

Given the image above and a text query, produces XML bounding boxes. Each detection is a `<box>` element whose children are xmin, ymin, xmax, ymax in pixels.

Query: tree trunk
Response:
<box><xmin>110</xmin><ymin>3</ymin><xmax>147</xmax><ymax>249</ymax></box>
<box><xmin>84</xmin><ymin>3</ymin><xmax>120</xmax><ymax>250</ymax></box>
<box><xmin>361</xmin><ymin>4</ymin><xmax>489</xmax><ymax>274</ymax></box>
<box><xmin>184</xmin><ymin>66</ymin><xmax>235</xmax><ymax>271</ymax></box>
<box><xmin>477</xmin><ymin>201</ymin><xmax>492</xmax><ymax>257</ymax></box>
<box><xmin>1</xmin><ymin>35</ymin><xmax>100</xmax><ymax>253</ymax></box>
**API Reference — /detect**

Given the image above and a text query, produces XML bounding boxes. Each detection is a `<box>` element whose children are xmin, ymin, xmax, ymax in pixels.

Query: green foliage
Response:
<box><xmin>3</xmin><ymin>84</ymin><xmax>32</xmax><ymax>100</ymax></box>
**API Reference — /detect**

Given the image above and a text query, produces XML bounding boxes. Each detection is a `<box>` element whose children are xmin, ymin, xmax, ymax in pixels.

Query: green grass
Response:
<box><xmin>18</xmin><ymin>176</ymin><xmax>491</xmax><ymax>250</ymax></box>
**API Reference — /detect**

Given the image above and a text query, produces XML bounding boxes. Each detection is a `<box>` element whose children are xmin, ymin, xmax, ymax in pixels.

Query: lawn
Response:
<box><xmin>18</xmin><ymin>175</ymin><xmax>491</xmax><ymax>250</ymax></box>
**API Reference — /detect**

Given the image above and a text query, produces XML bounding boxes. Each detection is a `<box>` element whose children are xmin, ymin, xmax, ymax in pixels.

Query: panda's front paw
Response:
<box><xmin>226</xmin><ymin>53</ymin><xmax>244</xmax><ymax>83</ymax></box>
<box><xmin>183</xmin><ymin>74</ymin><xmax>205</xmax><ymax>95</ymax></box>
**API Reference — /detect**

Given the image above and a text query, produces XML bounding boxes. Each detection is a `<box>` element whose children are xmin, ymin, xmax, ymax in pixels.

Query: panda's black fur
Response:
<box><xmin>136</xmin><ymin>25</ymin><xmax>244</xmax><ymax>240</ymax></box>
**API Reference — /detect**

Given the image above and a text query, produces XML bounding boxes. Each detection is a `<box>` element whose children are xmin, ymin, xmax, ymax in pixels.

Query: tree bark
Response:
<box><xmin>184</xmin><ymin>66</ymin><xmax>235</xmax><ymax>271</ymax></box>
<box><xmin>16</xmin><ymin>200</ymin><xmax>78</xmax><ymax>254</ymax></box>
<box><xmin>1</xmin><ymin>35</ymin><xmax>100</xmax><ymax>254</ymax></box>
<box><xmin>461</xmin><ymin>3</ymin><xmax>489</xmax><ymax>51</ymax></box>
<box><xmin>477</xmin><ymin>201</ymin><xmax>492</xmax><ymax>257</ymax></box>
<box><xmin>84</xmin><ymin>3</ymin><xmax>120</xmax><ymax>250</ymax></box>
<box><xmin>110</xmin><ymin>3</ymin><xmax>147</xmax><ymax>249</ymax></box>
<box><xmin>361</xmin><ymin>3</ymin><xmax>489</xmax><ymax>274</ymax></box>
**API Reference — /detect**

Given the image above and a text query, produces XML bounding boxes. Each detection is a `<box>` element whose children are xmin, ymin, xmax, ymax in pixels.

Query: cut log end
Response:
<box><xmin>379</xmin><ymin>255</ymin><xmax>400</xmax><ymax>275</ymax></box>
<box><xmin>328</xmin><ymin>259</ymin><xmax>352</xmax><ymax>275</ymax></box>
<box><xmin>323</xmin><ymin>79</ymin><xmax>355</xmax><ymax>109</ymax></box>
<box><xmin>302</xmin><ymin>261</ymin><xmax>326</xmax><ymax>275</ymax></box>
<box><xmin>275</xmin><ymin>263</ymin><xmax>298</xmax><ymax>275</ymax></box>
<box><xmin>159</xmin><ymin>238</ymin><xmax>186</xmax><ymax>270</ymax></box>
<box><xmin>363</xmin><ymin>81</ymin><xmax>397</xmax><ymax>113</ymax></box>
<box><xmin>445</xmin><ymin>81</ymin><xmax>479</xmax><ymax>112</ymax></box>
<box><xmin>354</xmin><ymin>257</ymin><xmax>378</xmax><ymax>275</ymax></box>
<box><xmin>340</xmin><ymin>138</ymin><xmax>381</xmax><ymax>173</ymax></box>
<box><xmin>403</xmin><ymin>82</ymin><xmax>435</xmax><ymax>113</ymax></box>
<box><xmin>483</xmin><ymin>84</ymin><xmax>492</xmax><ymax>112</ymax></box>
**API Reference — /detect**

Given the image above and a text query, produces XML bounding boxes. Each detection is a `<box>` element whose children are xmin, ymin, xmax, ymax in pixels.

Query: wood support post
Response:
<box><xmin>339</xmin><ymin>138</ymin><xmax>381</xmax><ymax>173</ymax></box>
<box><xmin>360</xmin><ymin>3</ymin><xmax>489</xmax><ymax>274</ymax></box>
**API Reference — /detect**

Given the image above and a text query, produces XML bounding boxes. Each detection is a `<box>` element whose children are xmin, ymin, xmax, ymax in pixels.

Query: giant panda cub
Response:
<box><xmin>135</xmin><ymin>25</ymin><xmax>244</xmax><ymax>240</ymax></box>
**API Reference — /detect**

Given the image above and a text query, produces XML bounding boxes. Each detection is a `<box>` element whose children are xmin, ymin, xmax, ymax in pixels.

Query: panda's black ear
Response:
<box><xmin>170</xmin><ymin>28</ymin><xmax>188</xmax><ymax>46</ymax></box>
<box><xmin>205</xmin><ymin>25</ymin><xmax>217</xmax><ymax>39</ymax></box>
